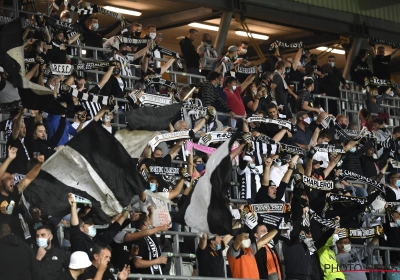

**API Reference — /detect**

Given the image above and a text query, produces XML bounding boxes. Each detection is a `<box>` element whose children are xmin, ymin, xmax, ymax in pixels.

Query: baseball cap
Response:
<box><xmin>228</xmin><ymin>45</ymin><xmax>238</xmax><ymax>52</ymax></box>
<box><xmin>269</xmin><ymin>180</ymin><xmax>276</xmax><ymax>187</ymax></box>
<box><xmin>296</xmin><ymin>111</ymin><xmax>308</xmax><ymax>120</ymax></box>
<box><xmin>69</xmin><ymin>251</ymin><xmax>92</xmax><ymax>269</ymax></box>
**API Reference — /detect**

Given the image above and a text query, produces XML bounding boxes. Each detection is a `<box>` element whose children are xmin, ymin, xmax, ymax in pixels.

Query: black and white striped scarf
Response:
<box><xmin>335</xmin><ymin>170</ymin><xmax>385</xmax><ymax>194</ymax></box>
<box><xmin>309</xmin><ymin>209</ymin><xmax>340</xmax><ymax>229</ymax></box>
<box><xmin>337</xmin><ymin>225</ymin><xmax>384</xmax><ymax>239</ymax></box>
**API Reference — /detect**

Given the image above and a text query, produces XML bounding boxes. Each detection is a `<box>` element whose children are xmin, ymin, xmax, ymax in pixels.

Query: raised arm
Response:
<box><xmin>131</xmin><ymin>45</ymin><xmax>151</xmax><ymax>62</ymax></box>
<box><xmin>98</xmin><ymin>66</ymin><xmax>115</xmax><ymax>89</ymax></box>
<box><xmin>124</xmin><ymin>223</ymin><xmax>170</xmax><ymax>243</ymax></box>
<box><xmin>262</xmin><ymin>157</ymin><xmax>273</xmax><ymax>185</ymax></box>
<box><xmin>0</xmin><ymin>146</ymin><xmax>17</xmax><ymax>177</ymax></box>
<box><xmin>160</xmin><ymin>58</ymin><xmax>175</xmax><ymax>75</ymax></box>
<box><xmin>198</xmin><ymin>233</ymin><xmax>208</xmax><ymax>250</ymax></box>
<box><xmin>11</xmin><ymin>107</ymin><xmax>24</xmax><ymax>140</ymax></box>
<box><xmin>256</xmin><ymin>228</ymin><xmax>278</xmax><ymax>250</ymax></box>
<box><xmin>240</xmin><ymin>73</ymin><xmax>256</xmax><ymax>92</ymax></box>
<box><xmin>17</xmin><ymin>155</ymin><xmax>45</xmax><ymax>193</ymax></box>
<box><xmin>323</xmin><ymin>154</ymin><xmax>341</xmax><ymax>179</ymax></box>
<box><xmin>168</xmin><ymin>178</ymin><xmax>185</xmax><ymax>200</ymax></box>
<box><xmin>168</xmin><ymin>140</ymin><xmax>184</xmax><ymax>160</ymax></box>
<box><xmin>68</xmin><ymin>193</ymin><xmax>79</xmax><ymax>226</ymax></box>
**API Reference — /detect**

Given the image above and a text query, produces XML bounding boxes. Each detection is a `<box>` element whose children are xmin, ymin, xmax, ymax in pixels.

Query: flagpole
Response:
<box><xmin>182</xmin><ymin>87</ymin><xmax>196</xmax><ymax>101</ymax></box>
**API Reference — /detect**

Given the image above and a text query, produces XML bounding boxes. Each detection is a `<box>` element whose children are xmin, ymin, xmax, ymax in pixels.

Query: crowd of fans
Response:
<box><xmin>1</xmin><ymin>1</ymin><xmax>400</xmax><ymax>280</ymax></box>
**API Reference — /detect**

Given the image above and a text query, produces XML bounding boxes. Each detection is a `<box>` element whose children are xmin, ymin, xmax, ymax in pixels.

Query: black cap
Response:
<box><xmin>269</xmin><ymin>180</ymin><xmax>276</xmax><ymax>187</ymax></box>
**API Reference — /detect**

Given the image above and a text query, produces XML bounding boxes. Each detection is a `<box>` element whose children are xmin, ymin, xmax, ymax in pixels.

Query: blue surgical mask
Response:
<box><xmin>149</xmin><ymin>182</ymin><xmax>157</xmax><ymax>192</ymax></box>
<box><xmin>36</xmin><ymin>238</ymin><xmax>48</xmax><ymax>248</ymax></box>
<box><xmin>397</xmin><ymin>220</ymin><xmax>400</xmax><ymax>227</ymax></box>
<box><xmin>215</xmin><ymin>244</ymin><xmax>221</xmax><ymax>250</ymax></box>
<box><xmin>195</xmin><ymin>163</ymin><xmax>205</xmax><ymax>173</ymax></box>
<box><xmin>87</xmin><ymin>225</ymin><xmax>97</xmax><ymax>237</ymax></box>
<box><xmin>249</xmin><ymin>163</ymin><xmax>256</xmax><ymax>169</ymax></box>
<box><xmin>396</xmin><ymin>180</ymin><xmax>400</xmax><ymax>188</ymax></box>
<box><xmin>329</xmin><ymin>62</ymin><xmax>335</xmax><ymax>67</ymax></box>
<box><xmin>234</xmin><ymin>55</ymin><xmax>238</xmax><ymax>60</ymax></box>
<box><xmin>92</xmin><ymin>23</ymin><xmax>99</xmax><ymax>31</ymax></box>
<box><xmin>214</xmin><ymin>82</ymin><xmax>219</xmax><ymax>88</ymax></box>
<box><xmin>349</xmin><ymin>147</ymin><xmax>356</xmax><ymax>153</ymax></box>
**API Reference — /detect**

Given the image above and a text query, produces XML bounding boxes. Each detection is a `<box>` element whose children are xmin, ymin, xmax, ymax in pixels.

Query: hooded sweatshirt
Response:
<box><xmin>0</xmin><ymin>234</ymin><xmax>39</xmax><ymax>279</ymax></box>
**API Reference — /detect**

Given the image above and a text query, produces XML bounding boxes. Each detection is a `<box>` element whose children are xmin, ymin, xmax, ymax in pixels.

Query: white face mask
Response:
<box><xmin>241</xmin><ymin>239</ymin><xmax>251</xmax><ymax>248</ymax></box>
<box><xmin>322</xmin><ymin>142</ymin><xmax>328</xmax><ymax>144</ymax></box>
<box><xmin>38</xmin><ymin>47</ymin><xmax>43</xmax><ymax>53</ymax></box>
<box><xmin>149</xmin><ymin>32</ymin><xmax>157</xmax><ymax>40</ymax></box>
<box><xmin>49</xmin><ymin>84</ymin><xmax>55</xmax><ymax>91</ymax></box>
<box><xmin>36</xmin><ymin>238</ymin><xmax>48</xmax><ymax>248</ymax></box>
<box><xmin>239</xmin><ymin>48</ymin><xmax>247</xmax><ymax>55</ymax></box>
<box><xmin>87</xmin><ymin>225</ymin><xmax>97</xmax><ymax>237</ymax></box>
<box><xmin>343</xmin><ymin>244</ymin><xmax>351</xmax><ymax>253</ymax></box>
<box><xmin>303</xmin><ymin>117</ymin><xmax>311</xmax><ymax>124</ymax></box>
<box><xmin>232</xmin><ymin>85</ymin><xmax>237</xmax><ymax>91</ymax></box>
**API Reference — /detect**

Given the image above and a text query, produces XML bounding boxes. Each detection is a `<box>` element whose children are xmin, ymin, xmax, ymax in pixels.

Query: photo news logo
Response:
<box><xmin>324</xmin><ymin>264</ymin><xmax>400</xmax><ymax>273</ymax></box>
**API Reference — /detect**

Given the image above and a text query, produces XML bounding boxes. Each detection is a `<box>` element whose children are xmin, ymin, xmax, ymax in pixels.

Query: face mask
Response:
<box><xmin>322</xmin><ymin>142</ymin><xmax>328</xmax><ymax>144</ymax></box>
<box><xmin>274</xmin><ymin>160</ymin><xmax>282</xmax><ymax>167</ymax></box>
<box><xmin>214</xmin><ymin>244</ymin><xmax>221</xmax><ymax>250</ymax></box>
<box><xmin>149</xmin><ymin>182</ymin><xmax>157</xmax><ymax>192</ymax></box>
<box><xmin>233</xmin><ymin>54</ymin><xmax>238</xmax><ymax>60</ymax></box>
<box><xmin>349</xmin><ymin>147</ymin><xmax>356</xmax><ymax>153</ymax></box>
<box><xmin>303</xmin><ymin>117</ymin><xmax>311</xmax><ymax>124</ymax></box>
<box><xmin>149</xmin><ymin>32</ymin><xmax>157</xmax><ymax>40</ymax></box>
<box><xmin>299</xmin><ymin>233</ymin><xmax>306</xmax><ymax>241</ymax></box>
<box><xmin>214</xmin><ymin>82</ymin><xmax>219</xmax><ymax>88</ymax></box>
<box><xmin>92</xmin><ymin>23</ymin><xmax>99</xmax><ymax>31</ymax></box>
<box><xmin>87</xmin><ymin>225</ymin><xmax>97</xmax><ymax>237</ymax></box>
<box><xmin>121</xmin><ymin>50</ymin><xmax>128</xmax><ymax>56</ymax></box>
<box><xmin>154</xmin><ymin>157</ymin><xmax>163</xmax><ymax>165</ymax></box>
<box><xmin>284</xmin><ymin>67</ymin><xmax>291</xmax><ymax>74</ymax></box>
<box><xmin>63</xmin><ymin>18</ymin><xmax>72</xmax><ymax>23</ymax></box>
<box><xmin>340</xmin><ymin>123</ymin><xmax>347</xmax><ymax>129</ymax></box>
<box><xmin>36</xmin><ymin>238</ymin><xmax>48</xmax><ymax>248</ymax></box>
<box><xmin>232</xmin><ymin>85</ymin><xmax>237</xmax><ymax>91</ymax></box>
<box><xmin>103</xmin><ymin>114</ymin><xmax>111</xmax><ymax>123</ymax></box>
<box><xmin>38</xmin><ymin>47</ymin><xmax>43</xmax><ymax>53</ymax></box>
<box><xmin>112</xmin><ymin>68</ymin><xmax>121</xmax><ymax>76</ymax></box>
<box><xmin>134</xmin><ymin>31</ymin><xmax>142</xmax><ymax>37</ymax></box>
<box><xmin>239</xmin><ymin>49</ymin><xmax>247</xmax><ymax>55</ymax></box>
<box><xmin>343</xmin><ymin>244</ymin><xmax>352</xmax><ymax>253</ymax></box>
<box><xmin>249</xmin><ymin>163</ymin><xmax>256</xmax><ymax>169</ymax></box>
<box><xmin>397</xmin><ymin>220</ymin><xmax>400</xmax><ymax>227</ymax></box>
<box><xmin>49</xmin><ymin>84</ymin><xmax>55</xmax><ymax>91</ymax></box>
<box><xmin>329</xmin><ymin>62</ymin><xmax>335</xmax><ymax>67</ymax></box>
<box><xmin>241</xmin><ymin>239</ymin><xmax>251</xmax><ymax>248</ymax></box>
<box><xmin>147</xmin><ymin>225</ymin><xmax>153</xmax><ymax>229</ymax></box>
<box><xmin>205</xmin><ymin>40</ymin><xmax>212</xmax><ymax>45</ymax></box>
<box><xmin>195</xmin><ymin>163</ymin><xmax>205</xmax><ymax>173</ymax></box>
<box><xmin>396</xmin><ymin>180</ymin><xmax>400</xmax><ymax>187</ymax></box>
<box><xmin>258</xmin><ymin>233</ymin><xmax>266</xmax><ymax>240</ymax></box>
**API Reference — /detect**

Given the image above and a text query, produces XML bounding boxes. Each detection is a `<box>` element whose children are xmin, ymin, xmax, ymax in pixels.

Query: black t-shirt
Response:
<box><xmin>135</xmin><ymin>234</ymin><xmax>163</xmax><ymax>275</ymax></box>
<box><xmin>373</xmin><ymin>55</ymin><xmax>391</xmax><ymax>79</ymax></box>
<box><xmin>110</xmin><ymin>232</ymin><xmax>135</xmax><ymax>271</ymax></box>
<box><xmin>6</xmin><ymin>137</ymin><xmax>29</xmax><ymax>175</ymax></box>
<box><xmin>272</xmin><ymin>72</ymin><xmax>288</xmax><ymax>105</ymax></box>
<box><xmin>296</xmin><ymin>89</ymin><xmax>312</xmax><ymax>113</ymax></box>
<box><xmin>196</xmin><ymin>243</ymin><xmax>226</xmax><ymax>277</ymax></box>
<box><xmin>0</xmin><ymin>184</ymin><xmax>22</xmax><ymax>237</ymax></box>
<box><xmin>264</xmin><ymin>123</ymin><xmax>288</xmax><ymax>143</ymax></box>
<box><xmin>235</xmin><ymin>54</ymin><xmax>251</xmax><ymax>83</ymax></box>
<box><xmin>57</xmin><ymin>270</ymin><xmax>75</xmax><ymax>280</ymax></box>
<box><xmin>79</xmin><ymin>264</ymin><xmax>116</xmax><ymax>280</ymax></box>
<box><xmin>70</xmin><ymin>222</ymin><xmax>121</xmax><ymax>259</ymax></box>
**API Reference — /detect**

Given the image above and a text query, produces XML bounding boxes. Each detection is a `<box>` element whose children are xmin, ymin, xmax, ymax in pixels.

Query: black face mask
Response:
<box><xmin>154</xmin><ymin>157</ymin><xmax>163</xmax><ymax>165</ymax></box>
<box><xmin>121</xmin><ymin>50</ymin><xmax>128</xmax><ymax>56</ymax></box>
<box><xmin>300</xmin><ymin>198</ymin><xmax>308</xmax><ymax>207</ymax></box>
<box><xmin>205</xmin><ymin>40</ymin><xmax>212</xmax><ymax>44</ymax></box>
<box><xmin>340</xmin><ymin>123</ymin><xmax>347</xmax><ymax>129</ymax></box>
<box><xmin>310</xmin><ymin>59</ymin><xmax>318</xmax><ymax>65</ymax></box>
<box><xmin>113</xmin><ymin>68</ymin><xmax>121</xmax><ymax>76</ymax></box>
<box><xmin>134</xmin><ymin>31</ymin><xmax>142</xmax><ymax>37</ymax></box>
<box><xmin>284</xmin><ymin>67</ymin><xmax>291</xmax><ymax>74</ymax></box>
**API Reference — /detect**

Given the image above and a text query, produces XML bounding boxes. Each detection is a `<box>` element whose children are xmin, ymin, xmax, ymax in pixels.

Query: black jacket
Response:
<box><xmin>30</xmin><ymin>117</ymin><xmax>66</xmax><ymax>160</ymax></box>
<box><xmin>100</xmin><ymin>75</ymin><xmax>126</xmax><ymax>98</ymax></box>
<box><xmin>36</xmin><ymin>246</ymin><xmax>69</xmax><ymax>280</ymax></box>
<box><xmin>179</xmin><ymin>37</ymin><xmax>200</xmax><ymax>68</ymax></box>
<box><xmin>385</xmin><ymin>186</ymin><xmax>400</xmax><ymax>202</ymax></box>
<box><xmin>0</xmin><ymin>234</ymin><xmax>39</xmax><ymax>280</ymax></box>
<box><xmin>44</xmin><ymin>41</ymin><xmax>67</xmax><ymax>64</ymax></box>
<box><xmin>282</xmin><ymin>220</ymin><xmax>312</xmax><ymax>280</ymax></box>
<box><xmin>350</xmin><ymin>57</ymin><xmax>373</xmax><ymax>86</ymax></box>
<box><xmin>341</xmin><ymin>140</ymin><xmax>374</xmax><ymax>177</ymax></box>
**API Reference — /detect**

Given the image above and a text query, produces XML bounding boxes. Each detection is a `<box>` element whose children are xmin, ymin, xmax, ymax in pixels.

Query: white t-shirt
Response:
<box><xmin>140</xmin><ymin>192</ymin><xmax>171</xmax><ymax>227</ymax></box>
<box><xmin>116</xmin><ymin>77</ymin><xmax>124</xmax><ymax>92</ymax></box>
<box><xmin>102</xmin><ymin>124</ymin><xmax>112</xmax><ymax>134</ymax></box>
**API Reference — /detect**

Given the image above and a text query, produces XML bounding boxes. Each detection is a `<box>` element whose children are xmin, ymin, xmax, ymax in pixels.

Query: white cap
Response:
<box><xmin>69</xmin><ymin>251</ymin><xmax>92</xmax><ymax>269</ymax></box>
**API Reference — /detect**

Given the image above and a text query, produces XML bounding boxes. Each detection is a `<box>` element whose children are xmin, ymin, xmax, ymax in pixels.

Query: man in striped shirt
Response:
<box><xmin>198</xmin><ymin>71</ymin><xmax>235</xmax><ymax>120</ymax></box>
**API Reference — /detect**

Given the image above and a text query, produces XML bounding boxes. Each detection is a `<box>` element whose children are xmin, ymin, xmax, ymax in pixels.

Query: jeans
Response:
<box><xmin>354</xmin><ymin>186</ymin><xmax>368</xmax><ymax>197</ymax></box>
